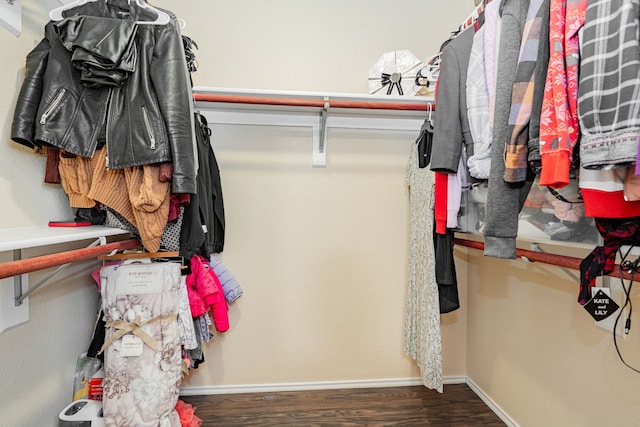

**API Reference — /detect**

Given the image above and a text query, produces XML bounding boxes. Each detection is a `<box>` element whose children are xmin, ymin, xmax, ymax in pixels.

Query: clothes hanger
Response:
<box><xmin>49</xmin><ymin>0</ymin><xmax>171</xmax><ymax>25</ymax></box>
<box><xmin>458</xmin><ymin>1</ymin><xmax>485</xmax><ymax>32</ymax></box>
<box><xmin>133</xmin><ymin>0</ymin><xmax>171</xmax><ymax>26</ymax></box>
<box><xmin>97</xmin><ymin>250</ymin><xmax>180</xmax><ymax>261</ymax></box>
<box><xmin>98</xmin><ymin>249</ymin><xmax>187</xmax><ymax>269</ymax></box>
<box><xmin>49</xmin><ymin>0</ymin><xmax>98</xmax><ymax>21</ymax></box>
<box><xmin>416</xmin><ymin>52</ymin><xmax>441</xmax><ymax>90</ymax></box>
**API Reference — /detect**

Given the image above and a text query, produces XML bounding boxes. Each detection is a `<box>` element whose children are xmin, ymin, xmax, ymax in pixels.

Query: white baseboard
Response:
<box><xmin>465</xmin><ymin>377</ymin><xmax>518</xmax><ymax>427</ymax></box>
<box><xmin>180</xmin><ymin>375</ymin><xmax>466</xmax><ymax>396</ymax></box>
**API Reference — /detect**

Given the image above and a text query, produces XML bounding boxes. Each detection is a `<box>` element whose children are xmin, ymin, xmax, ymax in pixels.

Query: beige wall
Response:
<box><xmin>156</xmin><ymin>0</ymin><xmax>472</xmax><ymax>390</ymax></box>
<box><xmin>463</xmin><ymin>243</ymin><xmax>640</xmax><ymax>427</ymax></box>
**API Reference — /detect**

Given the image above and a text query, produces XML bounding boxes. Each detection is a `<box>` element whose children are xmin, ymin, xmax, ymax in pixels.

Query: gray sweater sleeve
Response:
<box><xmin>483</xmin><ymin>0</ymin><xmax>534</xmax><ymax>259</ymax></box>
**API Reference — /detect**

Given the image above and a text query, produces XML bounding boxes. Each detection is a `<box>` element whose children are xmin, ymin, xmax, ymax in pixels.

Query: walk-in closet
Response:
<box><xmin>0</xmin><ymin>1</ymin><xmax>639</xmax><ymax>426</ymax></box>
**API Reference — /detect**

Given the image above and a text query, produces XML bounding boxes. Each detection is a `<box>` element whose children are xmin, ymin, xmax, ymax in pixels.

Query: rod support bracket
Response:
<box><xmin>13</xmin><ymin>237</ymin><xmax>106</xmax><ymax>306</ymax></box>
<box><xmin>313</xmin><ymin>97</ymin><xmax>330</xmax><ymax>168</ymax></box>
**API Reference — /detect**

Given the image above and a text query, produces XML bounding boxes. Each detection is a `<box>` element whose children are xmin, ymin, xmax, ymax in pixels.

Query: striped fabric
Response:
<box><xmin>504</xmin><ymin>0</ymin><xmax>545</xmax><ymax>183</ymax></box>
<box><xmin>578</xmin><ymin>0</ymin><xmax>640</xmax><ymax>170</ymax></box>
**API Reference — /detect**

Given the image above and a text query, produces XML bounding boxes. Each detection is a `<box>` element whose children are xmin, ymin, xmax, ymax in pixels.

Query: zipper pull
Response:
<box><xmin>39</xmin><ymin>89</ymin><xmax>66</xmax><ymax>125</ymax></box>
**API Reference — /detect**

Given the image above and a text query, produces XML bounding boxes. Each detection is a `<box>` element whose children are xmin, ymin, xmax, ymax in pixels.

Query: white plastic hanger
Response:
<box><xmin>134</xmin><ymin>0</ymin><xmax>170</xmax><ymax>25</ymax></box>
<box><xmin>49</xmin><ymin>0</ymin><xmax>171</xmax><ymax>25</ymax></box>
<box><xmin>50</xmin><ymin>0</ymin><xmax>98</xmax><ymax>21</ymax></box>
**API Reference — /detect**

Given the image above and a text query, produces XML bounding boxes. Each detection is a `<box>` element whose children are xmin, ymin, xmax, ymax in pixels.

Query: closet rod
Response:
<box><xmin>453</xmin><ymin>238</ymin><xmax>633</xmax><ymax>281</ymax></box>
<box><xmin>193</xmin><ymin>93</ymin><xmax>435</xmax><ymax>112</ymax></box>
<box><xmin>0</xmin><ymin>238</ymin><xmax>139</xmax><ymax>281</ymax></box>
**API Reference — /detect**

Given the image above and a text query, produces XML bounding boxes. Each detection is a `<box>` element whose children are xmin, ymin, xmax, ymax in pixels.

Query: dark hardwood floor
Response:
<box><xmin>180</xmin><ymin>383</ymin><xmax>506</xmax><ymax>426</ymax></box>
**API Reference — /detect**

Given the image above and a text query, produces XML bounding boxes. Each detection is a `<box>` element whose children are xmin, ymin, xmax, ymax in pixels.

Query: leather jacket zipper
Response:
<box><xmin>141</xmin><ymin>106</ymin><xmax>157</xmax><ymax>149</ymax></box>
<box><xmin>105</xmin><ymin>88</ymin><xmax>113</xmax><ymax>168</ymax></box>
<box><xmin>39</xmin><ymin>88</ymin><xmax>67</xmax><ymax>125</ymax></box>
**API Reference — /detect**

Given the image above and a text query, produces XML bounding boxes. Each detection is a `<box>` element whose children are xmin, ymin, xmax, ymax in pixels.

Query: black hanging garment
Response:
<box><xmin>434</xmin><ymin>228</ymin><xmax>460</xmax><ymax>313</ymax></box>
<box><xmin>415</xmin><ymin>119</ymin><xmax>434</xmax><ymax>169</ymax></box>
<box><xmin>195</xmin><ymin>113</ymin><xmax>226</xmax><ymax>255</ymax></box>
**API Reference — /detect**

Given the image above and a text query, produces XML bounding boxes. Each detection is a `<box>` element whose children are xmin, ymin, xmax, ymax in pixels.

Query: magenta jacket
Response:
<box><xmin>186</xmin><ymin>255</ymin><xmax>229</xmax><ymax>332</ymax></box>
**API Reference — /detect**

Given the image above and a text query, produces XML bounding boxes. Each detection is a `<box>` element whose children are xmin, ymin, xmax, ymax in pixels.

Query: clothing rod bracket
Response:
<box><xmin>313</xmin><ymin>97</ymin><xmax>330</xmax><ymax>168</ymax></box>
<box><xmin>14</xmin><ymin>236</ymin><xmax>107</xmax><ymax>306</ymax></box>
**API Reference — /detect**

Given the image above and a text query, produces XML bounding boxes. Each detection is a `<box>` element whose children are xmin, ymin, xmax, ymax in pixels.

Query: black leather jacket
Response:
<box><xmin>11</xmin><ymin>1</ymin><xmax>196</xmax><ymax>194</ymax></box>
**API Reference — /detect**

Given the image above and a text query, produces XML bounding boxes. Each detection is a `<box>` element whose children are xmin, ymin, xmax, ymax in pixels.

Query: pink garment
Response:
<box><xmin>175</xmin><ymin>400</ymin><xmax>202</xmax><ymax>427</ymax></box>
<box><xmin>446</xmin><ymin>173</ymin><xmax>461</xmax><ymax>229</ymax></box>
<box><xmin>185</xmin><ymin>255</ymin><xmax>229</xmax><ymax>332</ymax></box>
<box><xmin>539</xmin><ymin>0</ymin><xmax>586</xmax><ymax>188</ymax></box>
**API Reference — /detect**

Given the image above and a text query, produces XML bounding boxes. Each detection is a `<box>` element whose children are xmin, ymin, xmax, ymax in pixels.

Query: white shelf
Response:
<box><xmin>193</xmin><ymin>87</ymin><xmax>433</xmax><ymax>167</ymax></box>
<box><xmin>0</xmin><ymin>225</ymin><xmax>130</xmax><ymax>333</ymax></box>
<box><xmin>0</xmin><ymin>226</ymin><xmax>130</xmax><ymax>252</ymax></box>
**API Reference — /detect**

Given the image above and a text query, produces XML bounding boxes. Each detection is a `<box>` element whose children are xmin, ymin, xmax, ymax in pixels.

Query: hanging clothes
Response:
<box><xmin>503</xmin><ymin>0</ymin><xmax>547</xmax><ymax>184</ymax></box>
<box><xmin>11</xmin><ymin>1</ymin><xmax>196</xmax><ymax>195</ymax></box>
<box><xmin>483</xmin><ymin>0</ymin><xmax>503</xmax><ymax>132</ymax></box>
<box><xmin>578</xmin><ymin>0</ymin><xmax>640</xmax><ymax>170</ymax></box>
<box><xmin>404</xmin><ymin>142</ymin><xmax>442</xmax><ymax>393</ymax></box>
<box><xmin>527</xmin><ymin>0</ymin><xmax>551</xmax><ymax>174</ymax></box>
<box><xmin>430</xmin><ymin>26</ymin><xmax>476</xmax><ymax>240</ymax></box>
<box><xmin>194</xmin><ymin>113</ymin><xmax>226</xmax><ymax>255</ymax></box>
<box><xmin>430</xmin><ymin>26</ymin><xmax>476</xmax><ymax>175</ymax></box>
<box><xmin>483</xmin><ymin>0</ymin><xmax>534</xmax><ymax>259</ymax></box>
<box><xmin>537</xmin><ymin>0</ymin><xmax>586</xmax><ymax>188</ymax></box>
<box><xmin>577</xmin><ymin>0</ymin><xmax>640</xmax><ymax>218</ymax></box>
<box><xmin>466</xmin><ymin>12</ymin><xmax>493</xmax><ymax>180</ymax></box>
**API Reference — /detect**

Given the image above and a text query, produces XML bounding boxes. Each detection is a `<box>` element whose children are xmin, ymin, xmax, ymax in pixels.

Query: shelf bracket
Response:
<box><xmin>14</xmin><ymin>237</ymin><xmax>107</xmax><ymax>306</ymax></box>
<box><xmin>13</xmin><ymin>249</ymin><xmax>22</xmax><ymax>306</ymax></box>
<box><xmin>313</xmin><ymin>97</ymin><xmax>329</xmax><ymax>168</ymax></box>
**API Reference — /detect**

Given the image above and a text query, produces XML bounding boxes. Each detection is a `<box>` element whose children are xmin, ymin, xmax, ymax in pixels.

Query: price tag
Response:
<box><xmin>115</xmin><ymin>264</ymin><xmax>164</xmax><ymax>295</ymax></box>
<box><xmin>583</xmin><ymin>289</ymin><xmax>620</xmax><ymax>322</ymax></box>
<box><xmin>120</xmin><ymin>334</ymin><xmax>144</xmax><ymax>357</ymax></box>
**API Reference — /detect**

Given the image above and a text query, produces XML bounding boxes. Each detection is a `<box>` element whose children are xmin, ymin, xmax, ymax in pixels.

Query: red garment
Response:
<box><xmin>580</xmin><ymin>168</ymin><xmax>640</xmax><ymax>218</ymax></box>
<box><xmin>168</xmin><ymin>193</ymin><xmax>191</xmax><ymax>222</ymax></box>
<box><xmin>582</xmin><ymin>189</ymin><xmax>640</xmax><ymax>218</ymax></box>
<box><xmin>434</xmin><ymin>172</ymin><xmax>448</xmax><ymax>234</ymax></box>
<box><xmin>185</xmin><ymin>255</ymin><xmax>229</xmax><ymax>332</ymax></box>
<box><xmin>538</xmin><ymin>0</ymin><xmax>586</xmax><ymax>188</ymax></box>
<box><xmin>175</xmin><ymin>399</ymin><xmax>203</xmax><ymax>427</ymax></box>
